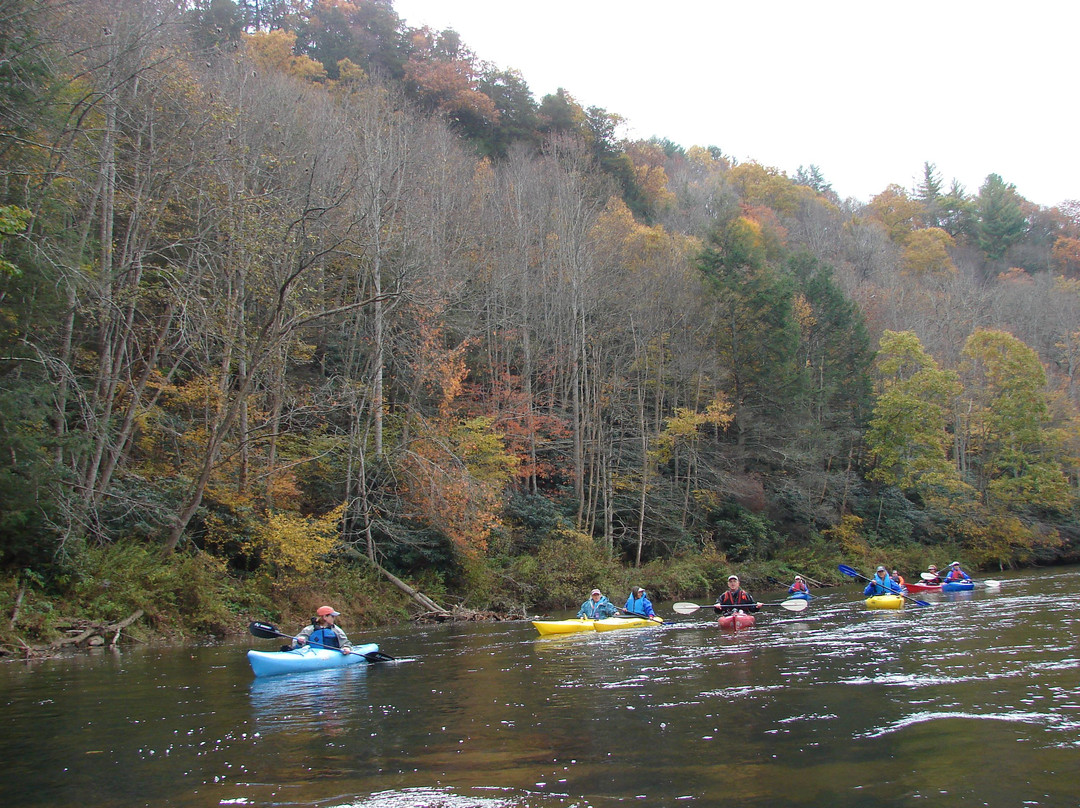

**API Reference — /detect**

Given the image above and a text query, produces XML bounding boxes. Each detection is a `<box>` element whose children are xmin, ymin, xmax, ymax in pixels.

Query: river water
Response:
<box><xmin>2</xmin><ymin>566</ymin><xmax>1079</xmax><ymax>808</ymax></box>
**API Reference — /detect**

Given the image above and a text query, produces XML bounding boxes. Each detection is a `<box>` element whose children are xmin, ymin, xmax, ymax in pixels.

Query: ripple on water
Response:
<box><xmin>332</xmin><ymin>785</ymin><xmax>591</xmax><ymax>808</ymax></box>
<box><xmin>856</xmin><ymin>707</ymin><xmax>1080</xmax><ymax>739</ymax></box>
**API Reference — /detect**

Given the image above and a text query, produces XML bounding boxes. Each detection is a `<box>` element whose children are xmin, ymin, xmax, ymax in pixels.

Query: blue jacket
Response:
<box><xmin>624</xmin><ymin>593</ymin><xmax>655</xmax><ymax>618</ymax></box>
<box><xmin>864</xmin><ymin>573</ymin><xmax>902</xmax><ymax>596</ymax></box>
<box><xmin>578</xmin><ymin>596</ymin><xmax>617</xmax><ymax>619</ymax></box>
<box><xmin>944</xmin><ymin>567</ymin><xmax>971</xmax><ymax>582</ymax></box>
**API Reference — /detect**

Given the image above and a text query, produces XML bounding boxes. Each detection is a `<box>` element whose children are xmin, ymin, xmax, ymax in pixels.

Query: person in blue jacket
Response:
<box><xmin>624</xmin><ymin>586</ymin><xmax>655</xmax><ymax>618</ymax></box>
<box><xmin>293</xmin><ymin>605</ymin><xmax>353</xmax><ymax>653</ymax></box>
<box><xmin>943</xmin><ymin>561</ymin><xmax>972</xmax><ymax>582</ymax></box>
<box><xmin>577</xmin><ymin>589</ymin><xmax>617</xmax><ymax>619</ymax></box>
<box><xmin>864</xmin><ymin>566</ymin><xmax>902</xmax><ymax>596</ymax></box>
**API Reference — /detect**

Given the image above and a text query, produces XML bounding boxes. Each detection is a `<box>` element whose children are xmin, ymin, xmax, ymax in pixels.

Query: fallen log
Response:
<box><xmin>44</xmin><ymin>609</ymin><xmax>145</xmax><ymax>650</ymax></box>
<box><xmin>413</xmin><ymin>605</ymin><xmax>525</xmax><ymax>623</ymax></box>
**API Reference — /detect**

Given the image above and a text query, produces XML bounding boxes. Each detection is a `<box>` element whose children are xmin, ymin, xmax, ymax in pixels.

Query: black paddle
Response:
<box><xmin>672</xmin><ymin>599</ymin><xmax>808</xmax><ymax>614</ymax></box>
<box><xmin>837</xmin><ymin>565</ymin><xmax>931</xmax><ymax>607</ymax></box>
<box><xmin>615</xmin><ymin>607</ymin><xmax>663</xmax><ymax>622</ymax></box>
<box><xmin>248</xmin><ymin>621</ymin><xmax>395</xmax><ymax>662</ymax></box>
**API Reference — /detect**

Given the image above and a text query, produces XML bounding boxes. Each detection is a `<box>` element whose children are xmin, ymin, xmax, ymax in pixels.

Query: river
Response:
<box><xmin>2</xmin><ymin>565</ymin><xmax>1078</xmax><ymax>808</ymax></box>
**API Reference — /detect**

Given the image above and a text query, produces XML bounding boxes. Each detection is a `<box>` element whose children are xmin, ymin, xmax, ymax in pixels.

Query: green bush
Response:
<box><xmin>530</xmin><ymin>529</ymin><xmax>622</xmax><ymax>610</ymax></box>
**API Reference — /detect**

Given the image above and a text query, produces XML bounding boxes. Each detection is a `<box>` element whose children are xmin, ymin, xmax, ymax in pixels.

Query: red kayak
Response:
<box><xmin>718</xmin><ymin>611</ymin><xmax>756</xmax><ymax>630</ymax></box>
<box><xmin>906</xmin><ymin>581</ymin><xmax>941</xmax><ymax>593</ymax></box>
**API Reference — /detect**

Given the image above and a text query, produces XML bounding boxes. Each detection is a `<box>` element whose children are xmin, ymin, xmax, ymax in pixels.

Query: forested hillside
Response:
<box><xmin>2</xmin><ymin>0</ymin><xmax>1078</xmax><ymax>640</ymax></box>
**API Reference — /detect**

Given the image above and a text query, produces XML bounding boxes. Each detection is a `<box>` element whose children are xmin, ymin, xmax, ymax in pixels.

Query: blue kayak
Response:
<box><xmin>247</xmin><ymin>642</ymin><xmax>381</xmax><ymax>677</ymax></box>
<box><xmin>942</xmin><ymin>580</ymin><xmax>975</xmax><ymax>592</ymax></box>
<box><xmin>787</xmin><ymin>591</ymin><xmax>812</xmax><ymax>601</ymax></box>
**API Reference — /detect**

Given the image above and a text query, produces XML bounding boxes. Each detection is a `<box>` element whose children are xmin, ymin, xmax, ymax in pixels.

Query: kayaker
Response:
<box><xmin>714</xmin><ymin>574</ymin><xmax>761</xmax><ymax>613</ymax></box>
<box><xmin>863</xmin><ymin>565</ymin><xmax>902</xmax><ymax>596</ymax></box>
<box><xmin>294</xmin><ymin>605</ymin><xmax>353</xmax><ymax>654</ymax></box>
<box><xmin>624</xmin><ymin>587</ymin><xmax>656</xmax><ymax>618</ymax></box>
<box><xmin>890</xmin><ymin>569</ymin><xmax>907</xmax><ymax>590</ymax></box>
<box><xmin>577</xmin><ymin>588</ymin><xmax>617</xmax><ymax>619</ymax></box>
<box><xmin>787</xmin><ymin>575</ymin><xmax>811</xmax><ymax>596</ymax></box>
<box><xmin>943</xmin><ymin>561</ymin><xmax>972</xmax><ymax>582</ymax></box>
<box><xmin>923</xmin><ymin>564</ymin><xmax>943</xmax><ymax>584</ymax></box>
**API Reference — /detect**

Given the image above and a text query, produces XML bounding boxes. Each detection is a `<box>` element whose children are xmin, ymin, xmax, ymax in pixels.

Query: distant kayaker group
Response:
<box><xmin>863</xmin><ymin>561</ymin><xmax>971</xmax><ymax>595</ymax></box>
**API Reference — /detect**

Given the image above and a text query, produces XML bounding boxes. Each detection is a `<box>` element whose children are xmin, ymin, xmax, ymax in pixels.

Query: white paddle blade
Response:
<box><xmin>982</xmin><ymin>579</ymin><xmax>1001</xmax><ymax>588</ymax></box>
<box><xmin>780</xmin><ymin>598</ymin><xmax>809</xmax><ymax>612</ymax></box>
<box><xmin>920</xmin><ymin>572</ymin><xmax>938</xmax><ymax>580</ymax></box>
<box><xmin>672</xmin><ymin>602</ymin><xmax>704</xmax><ymax>614</ymax></box>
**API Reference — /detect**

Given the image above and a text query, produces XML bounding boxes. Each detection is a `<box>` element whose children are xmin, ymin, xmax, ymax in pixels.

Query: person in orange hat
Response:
<box><xmin>293</xmin><ymin>605</ymin><xmax>353</xmax><ymax>653</ymax></box>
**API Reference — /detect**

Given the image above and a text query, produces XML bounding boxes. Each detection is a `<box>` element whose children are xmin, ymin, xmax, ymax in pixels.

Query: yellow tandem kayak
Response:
<box><xmin>532</xmin><ymin>615</ymin><xmax>663</xmax><ymax>635</ymax></box>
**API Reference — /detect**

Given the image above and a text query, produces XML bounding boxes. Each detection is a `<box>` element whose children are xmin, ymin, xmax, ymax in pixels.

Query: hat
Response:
<box><xmin>928</xmin><ymin>564</ymin><xmax>937</xmax><ymax>570</ymax></box>
<box><xmin>794</xmin><ymin>575</ymin><xmax>802</xmax><ymax>580</ymax></box>
<box><xmin>876</xmin><ymin>565</ymin><xmax>887</xmax><ymax>573</ymax></box>
<box><xmin>950</xmin><ymin>561</ymin><xmax>960</xmax><ymax>566</ymax></box>
<box><xmin>632</xmin><ymin>586</ymin><xmax>643</xmax><ymax>596</ymax></box>
<box><xmin>728</xmin><ymin>574</ymin><xmax>739</xmax><ymax>581</ymax></box>
<box><xmin>316</xmin><ymin>606</ymin><xmax>340</xmax><ymax>617</ymax></box>
<box><xmin>591</xmin><ymin>589</ymin><xmax>602</xmax><ymax>596</ymax></box>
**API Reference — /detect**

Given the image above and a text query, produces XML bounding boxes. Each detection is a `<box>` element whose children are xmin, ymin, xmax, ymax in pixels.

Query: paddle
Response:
<box><xmin>837</xmin><ymin>565</ymin><xmax>931</xmax><ymax>607</ymax></box>
<box><xmin>921</xmin><ymin>570</ymin><xmax>1000</xmax><ymax>588</ymax></box>
<box><xmin>248</xmin><ymin>621</ymin><xmax>395</xmax><ymax>662</ymax></box>
<box><xmin>671</xmin><ymin>599</ymin><xmax>808</xmax><ymax>615</ymax></box>
<box><xmin>616</xmin><ymin>607</ymin><xmax>663</xmax><ymax>622</ymax></box>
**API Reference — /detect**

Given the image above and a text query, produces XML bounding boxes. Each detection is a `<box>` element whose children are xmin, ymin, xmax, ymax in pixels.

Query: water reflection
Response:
<box><xmin>249</xmin><ymin>664</ymin><xmax>371</xmax><ymax>734</ymax></box>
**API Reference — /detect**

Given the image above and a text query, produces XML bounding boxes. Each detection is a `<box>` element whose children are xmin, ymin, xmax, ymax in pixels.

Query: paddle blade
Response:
<box><xmin>920</xmin><ymin>572</ymin><xmax>939</xmax><ymax>581</ymax></box>
<box><xmin>363</xmin><ymin>651</ymin><xmax>396</xmax><ymax>663</ymax></box>
<box><xmin>982</xmin><ymin>579</ymin><xmax>1001</xmax><ymax>588</ymax></box>
<box><xmin>672</xmin><ymin>602</ymin><xmax>703</xmax><ymax>614</ymax></box>
<box><xmin>838</xmin><ymin>564</ymin><xmax>860</xmax><ymax>578</ymax></box>
<box><xmin>780</xmin><ymin>598</ymin><xmax>809</xmax><ymax>612</ymax></box>
<box><xmin>248</xmin><ymin>621</ymin><xmax>284</xmax><ymax>639</ymax></box>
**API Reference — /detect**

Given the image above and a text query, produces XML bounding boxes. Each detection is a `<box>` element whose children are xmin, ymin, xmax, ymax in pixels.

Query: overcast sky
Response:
<box><xmin>392</xmin><ymin>0</ymin><xmax>1077</xmax><ymax>209</ymax></box>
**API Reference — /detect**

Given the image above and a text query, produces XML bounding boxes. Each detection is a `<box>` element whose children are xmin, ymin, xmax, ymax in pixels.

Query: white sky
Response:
<box><xmin>392</xmin><ymin>0</ymin><xmax>1078</xmax><ymax>209</ymax></box>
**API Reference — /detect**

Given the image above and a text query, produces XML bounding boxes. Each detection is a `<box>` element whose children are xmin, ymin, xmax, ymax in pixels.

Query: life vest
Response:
<box><xmin>864</xmin><ymin>574</ymin><xmax>899</xmax><ymax>595</ymax></box>
<box><xmin>718</xmin><ymin>589</ymin><xmax>754</xmax><ymax>608</ymax></box>
<box><xmin>308</xmin><ymin>626</ymin><xmax>340</xmax><ymax>649</ymax></box>
<box><xmin>789</xmin><ymin>580</ymin><xmax>809</xmax><ymax>593</ymax></box>
<box><xmin>625</xmin><ymin>594</ymin><xmax>655</xmax><ymax>617</ymax></box>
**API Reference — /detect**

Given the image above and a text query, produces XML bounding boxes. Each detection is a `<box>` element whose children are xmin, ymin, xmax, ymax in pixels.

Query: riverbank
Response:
<box><xmin>1</xmin><ymin>536</ymin><xmax>999</xmax><ymax>657</ymax></box>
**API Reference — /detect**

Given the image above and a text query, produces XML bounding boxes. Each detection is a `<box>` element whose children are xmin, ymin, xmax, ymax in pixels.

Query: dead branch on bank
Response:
<box><xmin>42</xmin><ymin>609</ymin><xmax>145</xmax><ymax>651</ymax></box>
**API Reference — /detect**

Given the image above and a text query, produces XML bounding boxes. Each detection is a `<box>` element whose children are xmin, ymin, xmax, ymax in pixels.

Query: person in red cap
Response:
<box><xmin>293</xmin><ymin>605</ymin><xmax>353</xmax><ymax>653</ymax></box>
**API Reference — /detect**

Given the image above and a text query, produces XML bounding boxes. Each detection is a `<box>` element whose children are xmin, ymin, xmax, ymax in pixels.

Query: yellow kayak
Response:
<box><xmin>532</xmin><ymin>615</ymin><xmax>663</xmax><ymax>635</ymax></box>
<box><xmin>865</xmin><ymin>595</ymin><xmax>904</xmax><ymax>610</ymax></box>
<box><xmin>593</xmin><ymin>615</ymin><xmax>663</xmax><ymax>632</ymax></box>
